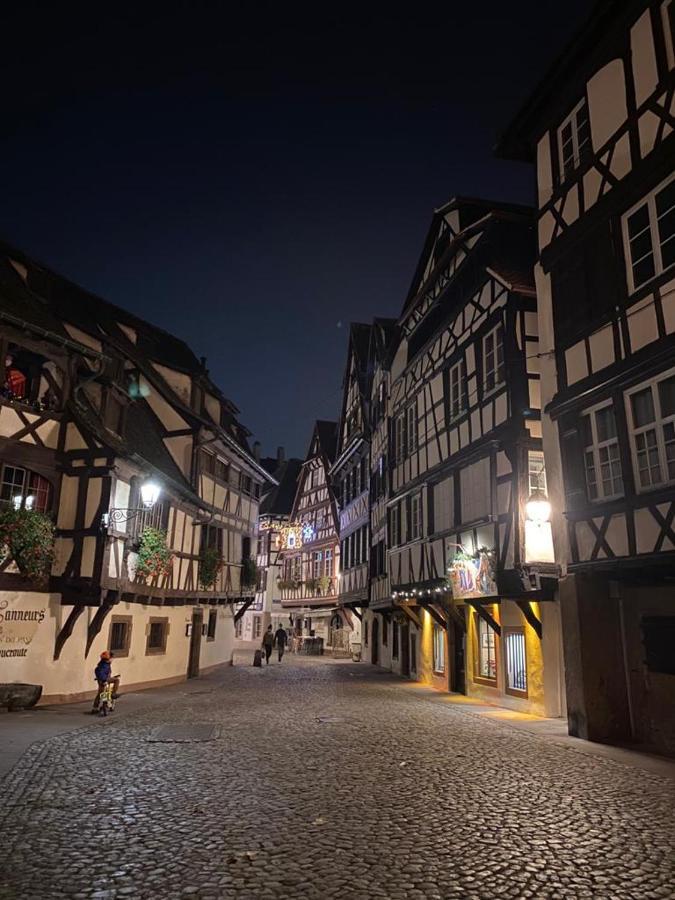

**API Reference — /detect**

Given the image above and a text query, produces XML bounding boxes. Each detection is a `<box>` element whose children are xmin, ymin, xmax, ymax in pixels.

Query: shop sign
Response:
<box><xmin>0</xmin><ymin>597</ymin><xmax>47</xmax><ymax>660</ymax></box>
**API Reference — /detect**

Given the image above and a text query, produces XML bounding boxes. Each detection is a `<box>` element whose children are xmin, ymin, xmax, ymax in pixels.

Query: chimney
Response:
<box><xmin>277</xmin><ymin>445</ymin><xmax>285</xmax><ymax>463</ymax></box>
<box><xmin>253</xmin><ymin>441</ymin><xmax>261</xmax><ymax>463</ymax></box>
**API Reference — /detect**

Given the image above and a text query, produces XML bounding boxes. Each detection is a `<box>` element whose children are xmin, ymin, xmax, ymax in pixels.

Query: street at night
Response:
<box><xmin>1</xmin><ymin>658</ymin><xmax>673</xmax><ymax>900</ymax></box>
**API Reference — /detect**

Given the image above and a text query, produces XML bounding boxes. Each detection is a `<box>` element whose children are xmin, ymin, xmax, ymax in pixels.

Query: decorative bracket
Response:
<box><xmin>516</xmin><ymin>600</ymin><xmax>542</xmax><ymax>639</ymax></box>
<box><xmin>54</xmin><ymin>603</ymin><xmax>86</xmax><ymax>660</ymax></box>
<box><xmin>397</xmin><ymin>602</ymin><xmax>422</xmax><ymax>629</ymax></box>
<box><xmin>418</xmin><ymin>601</ymin><xmax>448</xmax><ymax>630</ymax></box>
<box><xmin>466</xmin><ymin>600</ymin><xmax>501</xmax><ymax>637</ymax></box>
<box><xmin>233</xmin><ymin>597</ymin><xmax>255</xmax><ymax>623</ymax></box>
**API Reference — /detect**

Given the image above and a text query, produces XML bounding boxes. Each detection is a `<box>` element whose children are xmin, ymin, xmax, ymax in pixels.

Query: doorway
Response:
<box><xmin>188</xmin><ymin>609</ymin><xmax>203</xmax><ymax>678</ymax></box>
<box><xmin>371</xmin><ymin>616</ymin><xmax>379</xmax><ymax>665</ymax></box>
<box><xmin>400</xmin><ymin>623</ymin><xmax>410</xmax><ymax>676</ymax></box>
<box><xmin>451</xmin><ymin>620</ymin><xmax>466</xmax><ymax>694</ymax></box>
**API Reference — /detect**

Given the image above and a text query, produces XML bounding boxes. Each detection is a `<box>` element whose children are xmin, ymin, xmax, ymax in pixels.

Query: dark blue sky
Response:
<box><xmin>1</xmin><ymin>2</ymin><xmax>591</xmax><ymax>457</ymax></box>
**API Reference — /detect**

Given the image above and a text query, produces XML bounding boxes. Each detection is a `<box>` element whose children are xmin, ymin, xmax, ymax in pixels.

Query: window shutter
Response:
<box><xmin>560</xmin><ymin>421</ymin><xmax>586</xmax><ymax>512</ymax></box>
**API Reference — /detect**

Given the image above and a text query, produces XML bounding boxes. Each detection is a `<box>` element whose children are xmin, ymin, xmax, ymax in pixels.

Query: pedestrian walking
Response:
<box><xmin>274</xmin><ymin>625</ymin><xmax>288</xmax><ymax>662</ymax></box>
<box><xmin>91</xmin><ymin>651</ymin><xmax>120</xmax><ymax>713</ymax></box>
<box><xmin>261</xmin><ymin>625</ymin><xmax>274</xmax><ymax>665</ymax></box>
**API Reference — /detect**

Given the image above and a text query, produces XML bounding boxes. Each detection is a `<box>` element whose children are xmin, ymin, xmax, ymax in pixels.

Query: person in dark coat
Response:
<box><xmin>274</xmin><ymin>626</ymin><xmax>288</xmax><ymax>662</ymax></box>
<box><xmin>91</xmin><ymin>651</ymin><xmax>120</xmax><ymax>712</ymax></box>
<box><xmin>261</xmin><ymin>625</ymin><xmax>274</xmax><ymax>665</ymax></box>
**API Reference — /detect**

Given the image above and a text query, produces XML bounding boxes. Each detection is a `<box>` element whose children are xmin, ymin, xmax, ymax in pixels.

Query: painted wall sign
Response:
<box><xmin>0</xmin><ymin>596</ymin><xmax>47</xmax><ymax>659</ymax></box>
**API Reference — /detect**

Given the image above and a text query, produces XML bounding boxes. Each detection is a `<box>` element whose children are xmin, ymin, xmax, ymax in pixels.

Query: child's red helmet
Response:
<box><xmin>100</xmin><ymin>651</ymin><xmax>111</xmax><ymax>660</ymax></box>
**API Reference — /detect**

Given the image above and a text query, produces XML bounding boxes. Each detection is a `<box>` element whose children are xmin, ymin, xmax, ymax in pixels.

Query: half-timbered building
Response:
<box><xmin>236</xmin><ymin>448</ymin><xmax>302</xmax><ymax>647</ymax></box>
<box><xmin>0</xmin><ymin>241</ymin><xmax>274</xmax><ymax>702</ymax></box>
<box><xmin>497</xmin><ymin>0</ymin><xmax>675</xmax><ymax>752</ymax></box>
<box><xmin>331</xmin><ymin>323</ymin><xmax>376</xmax><ymax>654</ymax></box>
<box><xmin>363</xmin><ymin>198</ymin><xmax>565</xmax><ymax>717</ymax></box>
<box><xmin>277</xmin><ymin>421</ymin><xmax>341</xmax><ymax>651</ymax></box>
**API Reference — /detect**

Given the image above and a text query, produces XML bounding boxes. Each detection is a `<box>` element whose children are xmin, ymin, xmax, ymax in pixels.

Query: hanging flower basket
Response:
<box><xmin>241</xmin><ymin>556</ymin><xmax>258</xmax><ymax>589</ymax></box>
<box><xmin>135</xmin><ymin>527</ymin><xmax>173</xmax><ymax>583</ymax></box>
<box><xmin>199</xmin><ymin>546</ymin><xmax>224</xmax><ymax>590</ymax></box>
<box><xmin>0</xmin><ymin>508</ymin><xmax>55</xmax><ymax>581</ymax></box>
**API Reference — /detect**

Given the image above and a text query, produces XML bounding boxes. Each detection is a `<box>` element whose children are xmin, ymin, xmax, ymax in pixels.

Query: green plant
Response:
<box><xmin>305</xmin><ymin>577</ymin><xmax>318</xmax><ymax>593</ymax></box>
<box><xmin>135</xmin><ymin>527</ymin><xmax>173</xmax><ymax>582</ymax></box>
<box><xmin>277</xmin><ymin>579</ymin><xmax>297</xmax><ymax>591</ymax></box>
<box><xmin>0</xmin><ymin>507</ymin><xmax>55</xmax><ymax>580</ymax></box>
<box><xmin>317</xmin><ymin>574</ymin><xmax>331</xmax><ymax>595</ymax></box>
<box><xmin>241</xmin><ymin>556</ymin><xmax>257</xmax><ymax>588</ymax></box>
<box><xmin>199</xmin><ymin>545</ymin><xmax>223</xmax><ymax>589</ymax></box>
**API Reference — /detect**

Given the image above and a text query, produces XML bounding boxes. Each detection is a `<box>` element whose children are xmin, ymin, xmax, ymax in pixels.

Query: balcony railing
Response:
<box><xmin>278</xmin><ymin>577</ymin><xmax>337</xmax><ymax>603</ymax></box>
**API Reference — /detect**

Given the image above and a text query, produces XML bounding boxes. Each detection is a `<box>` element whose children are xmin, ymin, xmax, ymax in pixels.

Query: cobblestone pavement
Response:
<box><xmin>1</xmin><ymin>658</ymin><xmax>674</xmax><ymax>900</ymax></box>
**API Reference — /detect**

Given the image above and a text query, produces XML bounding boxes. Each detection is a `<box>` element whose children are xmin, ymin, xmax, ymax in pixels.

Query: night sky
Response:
<box><xmin>1</xmin><ymin>2</ymin><xmax>591</xmax><ymax>458</ymax></box>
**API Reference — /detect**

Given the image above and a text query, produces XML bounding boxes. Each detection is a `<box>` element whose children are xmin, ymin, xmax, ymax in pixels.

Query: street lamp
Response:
<box><xmin>102</xmin><ymin>480</ymin><xmax>162</xmax><ymax>529</ymax></box>
<box><xmin>525</xmin><ymin>489</ymin><xmax>551</xmax><ymax>524</ymax></box>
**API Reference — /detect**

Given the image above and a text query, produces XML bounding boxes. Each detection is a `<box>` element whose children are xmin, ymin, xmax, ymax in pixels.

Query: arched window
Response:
<box><xmin>0</xmin><ymin>465</ymin><xmax>53</xmax><ymax>513</ymax></box>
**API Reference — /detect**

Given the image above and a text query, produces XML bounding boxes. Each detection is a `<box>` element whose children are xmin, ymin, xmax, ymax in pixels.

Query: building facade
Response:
<box><xmin>360</xmin><ymin>199</ymin><xmax>565</xmax><ymax>717</ymax></box>
<box><xmin>235</xmin><ymin>450</ymin><xmax>302</xmax><ymax>648</ymax></box>
<box><xmin>497</xmin><ymin>0</ymin><xmax>675</xmax><ymax>752</ymax></box>
<box><xmin>0</xmin><ymin>242</ymin><xmax>273</xmax><ymax>702</ymax></box>
<box><xmin>277</xmin><ymin>421</ymin><xmax>342</xmax><ymax>651</ymax></box>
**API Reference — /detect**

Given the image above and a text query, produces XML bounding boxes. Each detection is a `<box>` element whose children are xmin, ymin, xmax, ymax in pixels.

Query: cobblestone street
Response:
<box><xmin>1</xmin><ymin>658</ymin><xmax>674</xmax><ymax>900</ymax></box>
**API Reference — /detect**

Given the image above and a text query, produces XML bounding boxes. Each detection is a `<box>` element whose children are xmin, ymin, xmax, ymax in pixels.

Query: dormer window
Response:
<box><xmin>557</xmin><ymin>98</ymin><xmax>591</xmax><ymax>181</ymax></box>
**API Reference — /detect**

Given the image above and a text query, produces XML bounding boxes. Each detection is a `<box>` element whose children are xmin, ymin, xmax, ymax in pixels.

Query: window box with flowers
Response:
<box><xmin>199</xmin><ymin>546</ymin><xmax>223</xmax><ymax>590</ymax></box>
<box><xmin>134</xmin><ymin>527</ymin><xmax>174</xmax><ymax>585</ymax></box>
<box><xmin>0</xmin><ymin>508</ymin><xmax>55</xmax><ymax>583</ymax></box>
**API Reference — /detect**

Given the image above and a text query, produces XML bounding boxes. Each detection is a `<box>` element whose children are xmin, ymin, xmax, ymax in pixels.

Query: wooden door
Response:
<box><xmin>400</xmin><ymin>623</ymin><xmax>410</xmax><ymax>676</ymax></box>
<box><xmin>450</xmin><ymin>620</ymin><xmax>466</xmax><ymax>694</ymax></box>
<box><xmin>371</xmin><ymin>617</ymin><xmax>379</xmax><ymax>665</ymax></box>
<box><xmin>188</xmin><ymin>609</ymin><xmax>203</xmax><ymax>678</ymax></box>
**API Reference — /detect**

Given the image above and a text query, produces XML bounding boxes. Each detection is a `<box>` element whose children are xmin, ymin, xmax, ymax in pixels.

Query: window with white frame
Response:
<box><xmin>323</xmin><ymin>548</ymin><xmax>332</xmax><ymax>577</ymax></box>
<box><xmin>253</xmin><ymin>617</ymin><xmax>262</xmax><ymax>639</ymax></box>
<box><xmin>623</xmin><ymin>173</ymin><xmax>675</xmax><ymax>293</ymax></box>
<box><xmin>483</xmin><ymin>324</ymin><xmax>505</xmax><ymax>394</ymax></box>
<box><xmin>433</xmin><ymin>624</ymin><xmax>445</xmax><ymax>673</ymax></box>
<box><xmin>409</xmin><ymin>492</ymin><xmax>422</xmax><ymax>541</ymax></box>
<box><xmin>557</xmin><ymin>97</ymin><xmax>591</xmax><ymax>181</ymax></box>
<box><xmin>627</xmin><ymin>371</ymin><xmax>675</xmax><ymax>490</ymax></box>
<box><xmin>406</xmin><ymin>403</ymin><xmax>418</xmax><ymax>455</ymax></box>
<box><xmin>312</xmin><ymin>550</ymin><xmax>323</xmax><ymax>578</ymax></box>
<box><xmin>581</xmin><ymin>404</ymin><xmax>624</xmax><ymax>501</ymax></box>
<box><xmin>390</xmin><ymin>503</ymin><xmax>401</xmax><ymax>546</ymax></box>
<box><xmin>528</xmin><ymin>450</ymin><xmax>547</xmax><ymax>495</ymax></box>
<box><xmin>504</xmin><ymin>629</ymin><xmax>527</xmax><ymax>695</ymax></box>
<box><xmin>449</xmin><ymin>358</ymin><xmax>468</xmax><ymax>420</ymax></box>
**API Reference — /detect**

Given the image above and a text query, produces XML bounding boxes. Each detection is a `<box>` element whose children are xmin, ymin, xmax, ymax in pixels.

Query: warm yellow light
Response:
<box><xmin>141</xmin><ymin>481</ymin><xmax>161</xmax><ymax>509</ymax></box>
<box><xmin>526</xmin><ymin>490</ymin><xmax>551</xmax><ymax>524</ymax></box>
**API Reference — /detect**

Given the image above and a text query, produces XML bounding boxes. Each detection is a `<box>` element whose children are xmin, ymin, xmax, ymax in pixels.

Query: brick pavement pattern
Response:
<box><xmin>1</xmin><ymin>658</ymin><xmax>674</xmax><ymax>899</ymax></box>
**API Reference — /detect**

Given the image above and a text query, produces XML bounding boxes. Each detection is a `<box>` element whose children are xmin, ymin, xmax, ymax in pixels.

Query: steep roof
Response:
<box><xmin>314</xmin><ymin>420</ymin><xmax>338</xmax><ymax>465</ymax></box>
<box><xmin>260</xmin><ymin>458</ymin><xmax>302</xmax><ymax>516</ymax></box>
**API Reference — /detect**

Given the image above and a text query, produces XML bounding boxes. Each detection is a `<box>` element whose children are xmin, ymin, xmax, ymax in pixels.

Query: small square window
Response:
<box><xmin>146</xmin><ymin>617</ymin><xmax>169</xmax><ymax>655</ymax></box>
<box><xmin>207</xmin><ymin>610</ymin><xmax>217</xmax><ymax>641</ymax></box>
<box><xmin>109</xmin><ymin>616</ymin><xmax>132</xmax><ymax>658</ymax></box>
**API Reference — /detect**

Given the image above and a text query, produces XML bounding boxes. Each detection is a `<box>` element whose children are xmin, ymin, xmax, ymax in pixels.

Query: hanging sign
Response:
<box><xmin>447</xmin><ymin>547</ymin><xmax>497</xmax><ymax>600</ymax></box>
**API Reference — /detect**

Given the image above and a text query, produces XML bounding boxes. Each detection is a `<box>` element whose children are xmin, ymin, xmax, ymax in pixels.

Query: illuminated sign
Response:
<box><xmin>302</xmin><ymin>523</ymin><xmax>316</xmax><ymax>543</ymax></box>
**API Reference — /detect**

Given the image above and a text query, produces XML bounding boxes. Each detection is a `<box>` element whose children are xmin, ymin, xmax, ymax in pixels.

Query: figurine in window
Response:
<box><xmin>5</xmin><ymin>354</ymin><xmax>26</xmax><ymax>399</ymax></box>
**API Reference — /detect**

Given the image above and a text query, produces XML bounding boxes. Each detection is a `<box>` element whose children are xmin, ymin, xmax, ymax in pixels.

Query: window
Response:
<box><xmin>324</xmin><ymin>548</ymin><xmax>333</xmax><ymax>577</ymax></box>
<box><xmin>449</xmin><ymin>358</ymin><xmax>468</xmax><ymax>421</ymax></box>
<box><xmin>312</xmin><ymin>550</ymin><xmax>323</xmax><ymax>578</ymax></box>
<box><xmin>504</xmin><ymin>628</ymin><xmax>527</xmax><ymax>695</ymax></box>
<box><xmin>364</xmin><ymin>620</ymin><xmax>369</xmax><ymax>646</ymax></box>
<box><xmin>390</xmin><ymin>503</ymin><xmax>401</xmax><ymax>546</ymax></box>
<box><xmin>200</xmin><ymin>450</ymin><xmax>216</xmax><ymax>475</ymax></box>
<box><xmin>240</xmin><ymin>473</ymin><xmax>253</xmax><ymax>495</ymax></box>
<box><xmin>474</xmin><ymin>614</ymin><xmax>497</xmax><ymax>683</ymax></box>
<box><xmin>406</xmin><ymin>404</ymin><xmax>418</xmax><ymax>455</ymax></box>
<box><xmin>528</xmin><ymin>451</ymin><xmax>547</xmax><ymax>495</ymax></box>
<box><xmin>581</xmin><ymin>404</ymin><xmax>624</xmax><ymax>501</ymax></box>
<box><xmin>235</xmin><ymin>617</ymin><xmax>243</xmax><ymax>639</ymax></box>
<box><xmin>409</xmin><ymin>493</ymin><xmax>422</xmax><ymax>541</ymax></box>
<box><xmin>392</xmin><ymin>621</ymin><xmax>399</xmax><ymax>659</ymax></box>
<box><xmin>623</xmin><ymin>173</ymin><xmax>675</xmax><ymax>293</ymax></box>
<box><xmin>0</xmin><ymin>466</ymin><xmax>53</xmax><ymax>513</ymax></box>
<box><xmin>557</xmin><ymin>97</ymin><xmax>591</xmax><ymax>181</ymax></box>
<box><xmin>395</xmin><ymin>413</ymin><xmax>406</xmax><ymax>463</ymax></box>
<box><xmin>207</xmin><ymin>610</ymin><xmax>217</xmax><ymax>641</ymax></box>
<box><xmin>215</xmin><ymin>458</ymin><xmax>230</xmax><ymax>483</ymax></box>
<box><xmin>382</xmin><ymin>619</ymin><xmax>388</xmax><ymax>647</ymax></box>
<box><xmin>483</xmin><ymin>324</ymin><xmax>505</xmax><ymax>394</ymax></box>
<box><xmin>627</xmin><ymin>372</ymin><xmax>675</xmax><ymax>490</ymax></box>
<box><xmin>109</xmin><ymin>616</ymin><xmax>132</xmax><ymax>657</ymax></box>
<box><xmin>433</xmin><ymin>624</ymin><xmax>445</xmax><ymax>674</ymax></box>
<box><xmin>146</xmin><ymin>617</ymin><xmax>169</xmax><ymax>655</ymax></box>
<box><xmin>253</xmin><ymin>617</ymin><xmax>262</xmax><ymax>639</ymax></box>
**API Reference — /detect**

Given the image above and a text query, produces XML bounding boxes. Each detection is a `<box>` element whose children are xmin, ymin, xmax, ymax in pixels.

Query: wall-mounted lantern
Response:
<box><xmin>525</xmin><ymin>489</ymin><xmax>551</xmax><ymax>525</ymax></box>
<box><xmin>102</xmin><ymin>480</ymin><xmax>162</xmax><ymax>529</ymax></box>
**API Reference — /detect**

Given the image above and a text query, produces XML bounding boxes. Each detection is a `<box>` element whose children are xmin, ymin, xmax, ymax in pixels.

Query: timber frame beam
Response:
<box><xmin>418</xmin><ymin>601</ymin><xmax>447</xmax><ymax>630</ymax></box>
<box><xmin>233</xmin><ymin>597</ymin><xmax>255</xmax><ymax>623</ymax></box>
<box><xmin>516</xmin><ymin>600</ymin><xmax>542</xmax><ymax>639</ymax></box>
<box><xmin>396</xmin><ymin>602</ymin><xmax>422</xmax><ymax>629</ymax></box>
<box><xmin>466</xmin><ymin>600</ymin><xmax>501</xmax><ymax>637</ymax></box>
<box><xmin>54</xmin><ymin>603</ymin><xmax>86</xmax><ymax>660</ymax></box>
<box><xmin>85</xmin><ymin>591</ymin><xmax>119</xmax><ymax>656</ymax></box>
